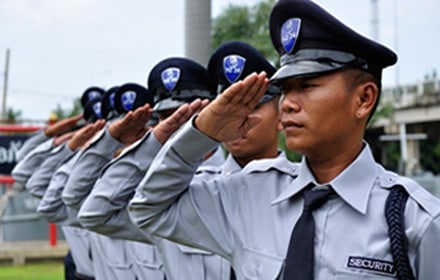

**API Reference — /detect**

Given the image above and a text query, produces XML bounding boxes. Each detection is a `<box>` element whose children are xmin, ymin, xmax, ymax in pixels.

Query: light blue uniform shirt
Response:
<box><xmin>16</xmin><ymin>130</ymin><xmax>50</xmax><ymax>162</ymax></box>
<box><xmin>12</xmin><ymin>138</ymin><xmax>55</xmax><ymax>184</ymax></box>
<box><xmin>78</xmin><ymin>130</ymin><xmax>231</xmax><ymax>280</ymax></box>
<box><xmin>62</xmin><ymin>129</ymin><xmax>123</xmax><ymax>210</ymax></box>
<box><xmin>26</xmin><ymin>143</ymin><xmax>75</xmax><ymax>198</ymax></box>
<box><xmin>79</xmin><ymin>130</ymin><xmax>165</xmax><ymax>279</ymax></box>
<box><xmin>36</xmin><ymin>152</ymin><xmax>94</xmax><ymax>279</ymax></box>
<box><xmin>129</xmin><ymin>121</ymin><xmax>440</xmax><ymax>280</ymax></box>
<box><xmin>60</xmin><ymin>128</ymin><xmax>136</xmax><ymax>280</ymax></box>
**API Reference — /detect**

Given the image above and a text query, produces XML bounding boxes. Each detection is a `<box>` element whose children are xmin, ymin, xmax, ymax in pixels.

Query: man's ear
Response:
<box><xmin>355</xmin><ymin>81</ymin><xmax>378</xmax><ymax>119</ymax></box>
<box><xmin>276</xmin><ymin>117</ymin><xmax>283</xmax><ymax>132</ymax></box>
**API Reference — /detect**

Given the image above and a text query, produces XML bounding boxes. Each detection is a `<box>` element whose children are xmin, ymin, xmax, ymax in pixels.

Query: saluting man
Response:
<box><xmin>129</xmin><ymin>0</ymin><xmax>440</xmax><ymax>279</ymax></box>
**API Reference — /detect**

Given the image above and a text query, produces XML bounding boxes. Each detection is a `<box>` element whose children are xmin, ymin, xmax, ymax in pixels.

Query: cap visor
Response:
<box><xmin>153</xmin><ymin>98</ymin><xmax>185</xmax><ymax>112</ymax></box>
<box><xmin>270</xmin><ymin>61</ymin><xmax>345</xmax><ymax>83</ymax></box>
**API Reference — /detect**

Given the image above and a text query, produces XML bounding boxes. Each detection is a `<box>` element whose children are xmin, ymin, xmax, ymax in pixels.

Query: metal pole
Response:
<box><xmin>185</xmin><ymin>0</ymin><xmax>211</xmax><ymax>65</ymax></box>
<box><xmin>2</xmin><ymin>49</ymin><xmax>10</xmax><ymax>122</ymax></box>
<box><xmin>393</xmin><ymin>0</ymin><xmax>401</xmax><ymax>99</ymax></box>
<box><xmin>399</xmin><ymin>122</ymin><xmax>407</xmax><ymax>175</ymax></box>
<box><xmin>371</xmin><ymin>0</ymin><xmax>379</xmax><ymax>40</ymax></box>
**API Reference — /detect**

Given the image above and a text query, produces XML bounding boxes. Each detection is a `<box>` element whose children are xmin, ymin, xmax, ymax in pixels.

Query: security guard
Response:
<box><xmin>129</xmin><ymin>0</ymin><xmax>440</xmax><ymax>279</ymax></box>
<box><xmin>15</xmin><ymin>113</ymin><xmax>83</xmax><ymax>162</ymax></box>
<box><xmin>60</xmin><ymin>83</ymin><xmax>154</xmax><ymax>280</ymax></box>
<box><xmin>12</xmin><ymin>85</ymin><xmax>104</xmax><ymax>185</ymax></box>
<box><xmin>62</xmin><ymin>83</ymin><xmax>154</xmax><ymax>211</ymax></box>
<box><xmin>207</xmin><ymin>41</ymin><xmax>284</xmax><ymax>168</ymax></box>
<box><xmin>37</xmin><ymin>122</ymin><xmax>105</xmax><ymax>280</ymax></box>
<box><xmin>77</xmin><ymin>57</ymin><xmax>229</xmax><ymax>280</ymax></box>
<box><xmin>15</xmin><ymin>86</ymin><xmax>104</xmax><ymax>280</ymax></box>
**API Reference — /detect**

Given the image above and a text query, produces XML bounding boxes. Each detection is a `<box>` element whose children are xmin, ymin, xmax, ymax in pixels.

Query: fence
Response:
<box><xmin>0</xmin><ymin>125</ymin><xmax>63</xmax><ymax>246</ymax></box>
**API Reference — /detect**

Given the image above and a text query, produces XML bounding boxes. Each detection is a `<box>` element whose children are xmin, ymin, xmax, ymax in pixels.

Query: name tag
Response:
<box><xmin>347</xmin><ymin>256</ymin><xmax>395</xmax><ymax>276</ymax></box>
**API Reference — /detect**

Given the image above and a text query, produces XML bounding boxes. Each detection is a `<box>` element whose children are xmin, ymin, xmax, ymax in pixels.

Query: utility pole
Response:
<box><xmin>185</xmin><ymin>0</ymin><xmax>211</xmax><ymax>65</ymax></box>
<box><xmin>371</xmin><ymin>0</ymin><xmax>379</xmax><ymax>40</ymax></box>
<box><xmin>2</xmin><ymin>49</ymin><xmax>10</xmax><ymax>122</ymax></box>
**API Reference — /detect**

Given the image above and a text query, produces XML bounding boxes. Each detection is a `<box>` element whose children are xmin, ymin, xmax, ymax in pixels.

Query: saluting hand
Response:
<box><xmin>67</xmin><ymin>119</ymin><xmax>106</xmax><ymax>151</ymax></box>
<box><xmin>153</xmin><ymin>98</ymin><xmax>210</xmax><ymax>144</ymax></box>
<box><xmin>44</xmin><ymin>114</ymin><xmax>84</xmax><ymax>137</ymax></box>
<box><xmin>108</xmin><ymin>104</ymin><xmax>153</xmax><ymax>145</ymax></box>
<box><xmin>195</xmin><ymin>72</ymin><xmax>268</xmax><ymax>142</ymax></box>
<box><xmin>53</xmin><ymin>131</ymin><xmax>75</xmax><ymax>146</ymax></box>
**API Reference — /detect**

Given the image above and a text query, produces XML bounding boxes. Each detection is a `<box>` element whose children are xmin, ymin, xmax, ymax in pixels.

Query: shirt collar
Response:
<box><xmin>221</xmin><ymin>154</ymin><xmax>243</xmax><ymax>176</ymax></box>
<box><xmin>272</xmin><ymin>142</ymin><xmax>378</xmax><ymax>214</ymax></box>
<box><xmin>201</xmin><ymin>147</ymin><xmax>225</xmax><ymax>167</ymax></box>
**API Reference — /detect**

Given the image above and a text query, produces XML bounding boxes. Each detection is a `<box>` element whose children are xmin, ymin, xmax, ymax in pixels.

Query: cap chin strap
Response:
<box><xmin>280</xmin><ymin>49</ymin><xmax>369</xmax><ymax>71</ymax></box>
<box><xmin>155</xmin><ymin>87</ymin><xmax>213</xmax><ymax>104</ymax></box>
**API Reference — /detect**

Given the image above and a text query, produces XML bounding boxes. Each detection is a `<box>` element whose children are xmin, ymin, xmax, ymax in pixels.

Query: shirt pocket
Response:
<box><xmin>133</xmin><ymin>243</ymin><xmax>163</xmax><ymax>269</ymax></box>
<box><xmin>240</xmin><ymin>247</ymin><xmax>283</xmax><ymax>280</ymax></box>
<box><xmin>100</xmin><ymin>238</ymin><xmax>131</xmax><ymax>269</ymax></box>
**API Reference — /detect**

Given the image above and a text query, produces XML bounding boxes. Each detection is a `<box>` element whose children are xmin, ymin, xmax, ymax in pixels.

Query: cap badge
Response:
<box><xmin>92</xmin><ymin>102</ymin><xmax>102</xmax><ymax>119</ymax></box>
<box><xmin>109</xmin><ymin>93</ymin><xmax>116</xmax><ymax>108</ymax></box>
<box><xmin>121</xmin><ymin>90</ymin><xmax>137</xmax><ymax>111</ymax></box>
<box><xmin>281</xmin><ymin>18</ymin><xmax>301</xmax><ymax>54</ymax></box>
<box><xmin>88</xmin><ymin>91</ymin><xmax>101</xmax><ymax>101</ymax></box>
<box><xmin>161</xmin><ymin>67</ymin><xmax>180</xmax><ymax>91</ymax></box>
<box><xmin>223</xmin><ymin>55</ymin><xmax>246</xmax><ymax>83</ymax></box>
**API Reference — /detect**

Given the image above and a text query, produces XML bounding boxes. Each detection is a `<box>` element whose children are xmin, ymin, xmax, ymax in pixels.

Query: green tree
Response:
<box><xmin>212</xmin><ymin>0</ymin><xmax>301</xmax><ymax>162</ymax></box>
<box><xmin>5</xmin><ymin>107</ymin><xmax>22</xmax><ymax>124</ymax></box>
<box><xmin>420</xmin><ymin>139</ymin><xmax>440</xmax><ymax>174</ymax></box>
<box><xmin>278</xmin><ymin>132</ymin><xmax>302</xmax><ymax>162</ymax></box>
<box><xmin>368</xmin><ymin>102</ymin><xmax>394</xmax><ymax>127</ymax></box>
<box><xmin>52</xmin><ymin>98</ymin><xmax>82</xmax><ymax>120</ymax></box>
<box><xmin>211</xmin><ymin>0</ymin><xmax>278</xmax><ymax>64</ymax></box>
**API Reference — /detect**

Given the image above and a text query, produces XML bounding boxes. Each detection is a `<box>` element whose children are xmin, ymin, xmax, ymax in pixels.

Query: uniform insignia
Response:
<box><xmin>92</xmin><ymin>102</ymin><xmax>102</xmax><ymax>119</ymax></box>
<box><xmin>109</xmin><ymin>93</ymin><xmax>115</xmax><ymax>108</ymax></box>
<box><xmin>88</xmin><ymin>91</ymin><xmax>101</xmax><ymax>101</ymax></box>
<box><xmin>347</xmin><ymin>256</ymin><xmax>395</xmax><ymax>276</ymax></box>
<box><xmin>161</xmin><ymin>67</ymin><xmax>180</xmax><ymax>91</ymax></box>
<box><xmin>223</xmin><ymin>55</ymin><xmax>246</xmax><ymax>83</ymax></box>
<box><xmin>281</xmin><ymin>18</ymin><xmax>301</xmax><ymax>54</ymax></box>
<box><xmin>121</xmin><ymin>90</ymin><xmax>137</xmax><ymax>111</ymax></box>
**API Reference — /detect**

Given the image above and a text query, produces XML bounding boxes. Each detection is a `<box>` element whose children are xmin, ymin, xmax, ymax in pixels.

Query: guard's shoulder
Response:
<box><xmin>380</xmin><ymin>168</ymin><xmax>440</xmax><ymax>218</ymax></box>
<box><xmin>242</xmin><ymin>152</ymin><xmax>299</xmax><ymax>177</ymax></box>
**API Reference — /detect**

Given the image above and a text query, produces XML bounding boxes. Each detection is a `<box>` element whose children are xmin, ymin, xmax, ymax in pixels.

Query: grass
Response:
<box><xmin>0</xmin><ymin>262</ymin><xmax>63</xmax><ymax>280</ymax></box>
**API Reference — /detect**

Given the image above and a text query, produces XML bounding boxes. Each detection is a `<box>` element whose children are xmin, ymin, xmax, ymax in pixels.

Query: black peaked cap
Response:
<box><xmin>114</xmin><ymin>83</ymin><xmax>154</xmax><ymax>114</ymax></box>
<box><xmin>269</xmin><ymin>0</ymin><xmax>397</xmax><ymax>82</ymax></box>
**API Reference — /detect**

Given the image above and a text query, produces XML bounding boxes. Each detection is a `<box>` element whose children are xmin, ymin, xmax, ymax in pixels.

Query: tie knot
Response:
<box><xmin>303</xmin><ymin>188</ymin><xmax>333</xmax><ymax>211</ymax></box>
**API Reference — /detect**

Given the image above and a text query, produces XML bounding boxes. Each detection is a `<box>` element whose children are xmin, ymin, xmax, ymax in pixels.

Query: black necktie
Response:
<box><xmin>283</xmin><ymin>187</ymin><xmax>334</xmax><ymax>280</ymax></box>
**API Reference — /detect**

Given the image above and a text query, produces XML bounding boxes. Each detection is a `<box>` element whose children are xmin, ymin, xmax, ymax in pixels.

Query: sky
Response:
<box><xmin>0</xmin><ymin>0</ymin><xmax>439</xmax><ymax>121</ymax></box>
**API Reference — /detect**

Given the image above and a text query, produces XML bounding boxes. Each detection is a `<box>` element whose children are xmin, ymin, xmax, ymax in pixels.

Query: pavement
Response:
<box><xmin>0</xmin><ymin>240</ymin><xmax>69</xmax><ymax>265</ymax></box>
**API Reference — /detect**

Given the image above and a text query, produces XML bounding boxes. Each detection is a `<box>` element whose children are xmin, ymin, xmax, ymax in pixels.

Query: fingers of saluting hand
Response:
<box><xmin>121</xmin><ymin>104</ymin><xmax>152</xmax><ymax>128</ymax></box>
<box><xmin>153</xmin><ymin>99</ymin><xmax>205</xmax><ymax>144</ymax></box>
<box><xmin>246</xmin><ymin>72</ymin><xmax>269</xmax><ymax>109</ymax></box>
<box><xmin>167</xmin><ymin>102</ymin><xmax>193</xmax><ymax>126</ymax></box>
<box><xmin>80</xmin><ymin>120</ymin><xmax>105</xmax><ymax>138</ymax></box>
<box><xmin>67</xmin><ymin>119</ymin><xmax>105</xmax><ymax>151</ymax></box>
<box><xmin>221</xmin><ymin>72</ymin><xmax>268</xmax><ymax>107</ymax></box>
<box><xmin>53</xmin><ymin>131</ymin><xmax>75</xmax><ymax>146</ymax></box>
<box><xmin>169</xmin><ymin>98</ymin><xmax>205</xmax><ymax>125</ymax></box>
<box><xmin>130</xmin><ymin>104</ymin><xmax>153</xmax><ymax>124</ymax></box>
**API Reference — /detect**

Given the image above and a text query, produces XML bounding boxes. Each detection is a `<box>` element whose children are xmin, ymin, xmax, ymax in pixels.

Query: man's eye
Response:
<box><xmin>301</xmin><ymin>83</ymin><xmax>316</xmax><ymax>89</ymax></box>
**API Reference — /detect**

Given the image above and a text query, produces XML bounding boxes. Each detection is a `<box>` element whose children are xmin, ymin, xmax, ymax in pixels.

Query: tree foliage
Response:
<box><xmin>212</xmin><ymin>0</ymin><xmax>300</xmax><ymax>161</ymax></box>
<box><xmin>5</xmin><ymin>107</ymin><xmax>22</xmax><ymax>124</ymax></box>
<box><xmin>52</xmin><ymin>98</ymin><xmax>82</xmax><ymax>120</ymax></box>
<box><xmin>211</xmin><ymin>0</ymin><xmax>279</xmax><ymax>65</ymax></box>
<box><xmin>368</xmin><ymin>102</ymin><xmax>394</xmax><ymax>127</ymax></box>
